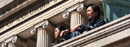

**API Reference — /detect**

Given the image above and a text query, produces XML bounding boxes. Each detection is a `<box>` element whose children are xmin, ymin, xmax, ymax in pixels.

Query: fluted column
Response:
<box><xmin>31</xmin><ymin>19</ymin><xmax>54</xmax><ymax>47</ymax></box>
<box><xmin>36</xmin><ymin>28</ymin><xmax>53</xmax><ymax>47</ymax></box>
<box><xmin>70</xmin><ymin>11</ymin><xmax>86</xmax><ymax>29</ymax></box>
<box><xmin>62</xmin><ymin>2</ymin><xmax>85</xmax><ymax>29</ymax></box>
<box><xmin>37</xmin><ymin>28</ymin><xmax>48</xmax><ymax>47</ymax></box>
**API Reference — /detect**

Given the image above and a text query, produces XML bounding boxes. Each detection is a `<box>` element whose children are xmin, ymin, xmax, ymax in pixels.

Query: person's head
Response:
<box><xmin>54</xmin><ymin>26</ymin><xmax>66</xmax><ymax>40</ymax></box>
<box><xmin>85</xmin><ymin>4</ymin><xmax>100</xmax><ymax>20</ymax></box>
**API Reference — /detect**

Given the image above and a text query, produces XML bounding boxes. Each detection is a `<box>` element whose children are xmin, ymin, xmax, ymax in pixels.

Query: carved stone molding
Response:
<box><xmin>1</xmin><ymin>35</ymin><xmax>17</xmax><ymax>47</ymax></box>
<box><xmin>63</xmin><ymin>9</ymin><xmax>70</xmax><ymax>18</ymax></box>
<box><xmin>42</xmin><ymin>19</ymin><xmax>49</xmax><ymax>28</ymax></box>
<box><xmin>0</xmin><ymin>0</ymin><xmax>37</xmax><ymax>21</ymax></box>
<box><xmin>30</xmin><ymin>25</ymin><xmax>37</xmax><ymax>34</ymax></box>
<box><xmin>30</xmin><ymin>19</ymin><xmax>49</xmax><ymax>34</ymax></box>
<box><xmin>77</xmin><ymin>3</ymin><xmax>84</xmax><ymax>12</ymax></box>
<box><xmin>0</xmin><ymin>0</ymin><xmax>84</xmax><ymax>43</ymax></box>
<box><xmin>63</xmin><ymin>2</ymin><xmax>84</xmax><ymax>18</ymax></box>
<box><xmin>0</xmin><ymin>0</ymin><xmax>63</xmax><ymax>34</ymax></box>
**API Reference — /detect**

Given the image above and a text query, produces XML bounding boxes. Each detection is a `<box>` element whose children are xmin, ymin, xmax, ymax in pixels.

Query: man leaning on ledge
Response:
<box><xmin>71</xmin><ymin>4</ymin><xmax>106</xmax><ymax>34</ymax></box>
<box><xmin>53</xmin><ymin>4</ymin><xmax>106</xmax><ymax>45</ymax></box>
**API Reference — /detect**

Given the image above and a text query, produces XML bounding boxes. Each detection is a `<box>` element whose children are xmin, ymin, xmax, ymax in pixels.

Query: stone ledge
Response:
<box><xmin>53</xmin><ymin>14</ymin><xmax>130</xmax><ymax>47</ymax></box>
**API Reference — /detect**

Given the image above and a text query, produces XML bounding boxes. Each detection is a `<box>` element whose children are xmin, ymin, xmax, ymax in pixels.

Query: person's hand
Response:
<box><xmin>70</xmin><ymin>24</ymin><xmax>81</xmax><ymax>33</ymax></box>
<box><xmin>60</xmin><ymin>29</ymin><xmax>69</xmax><ymax>37</ymax></box>
<box><xmin>75</xmin><ymin>24</ymin><xmax>81</xmax><ymax>28</ymax></box>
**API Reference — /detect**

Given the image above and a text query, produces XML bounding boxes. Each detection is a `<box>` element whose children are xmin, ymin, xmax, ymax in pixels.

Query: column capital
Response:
<box><xmin>1</xmin><ymin>35</ymin><xmax>17</xmax><ymax>47</ymax></box>
<box><xmin>63</xmin><ymin>2</ymin><xmax>84</xmax><ymax>18</ymax></box>
<box><xmin>30</xmin><ymin>19</ymin><xmax>49</xmax><ymax>34</ymax></box>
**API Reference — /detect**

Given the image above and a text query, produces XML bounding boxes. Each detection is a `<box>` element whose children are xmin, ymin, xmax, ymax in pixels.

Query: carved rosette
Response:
<box><xmin>62</xmin><ymin>2</ymin><xmax>84</xmax><ymax>18</ymax></box>
<box><xmin>1</xmin><ymin>35</ymin><xmax>17</xmax><ymax>47</ymax></box>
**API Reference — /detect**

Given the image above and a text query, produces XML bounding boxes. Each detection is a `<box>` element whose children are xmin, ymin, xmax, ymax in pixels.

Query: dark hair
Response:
<box><xmin>57</xmin><ymin>26</ymin><xmax>66</xmax><ymax>32</ymax></box>
<box><xmin>85</xmin><ymin>4</ymin><xmax>100</xmax><ymax>17</ymax></box>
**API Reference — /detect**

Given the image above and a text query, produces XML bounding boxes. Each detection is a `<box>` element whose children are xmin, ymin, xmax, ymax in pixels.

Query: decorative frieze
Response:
<box><xmin>0</xmin><ymin>0</ymin><xmax>36</xmax><ymax>21</ymax></box>
<box><xmin>0</xmin><ymin>0</ymin><xmax>84</xmax><ymax>43</ymax></box>
<box><xmin>0</xmin><ymin>0</ymin><xmax>62</xmax><ymax>33</ymax></box>
<box><xmin>0</xmin><ymin>0</ymin><xmax>37</xmax><ymax>33</ymax></box>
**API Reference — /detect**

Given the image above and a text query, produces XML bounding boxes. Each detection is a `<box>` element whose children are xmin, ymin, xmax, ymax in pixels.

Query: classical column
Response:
<box><xmin>37</xmin><ymin>28</ymin><xmax>48</xmax><ymax>47</ymax></box>
<box><xmin>70</xmin><ymin>11</ymin><xmax>86</xmax><ymax>29</ymax></box>
<box><xmin>31</xmin><ymin>19</ymin><xmax>54</xmax><ymax>47</ymax></box>
<box><xmin>62</xmin><ymin>3</ymin><xmax>85</xmax><ymax>29</ymax></box>
<box><xmin>71</xmin><ymin>11</ymin><xmax>80</xmax><ymax>28</ymax></box>
<box><xmin>36</xmin><ymin>26</ymin><xmax>53</xmax><ymax>47</ymax></box>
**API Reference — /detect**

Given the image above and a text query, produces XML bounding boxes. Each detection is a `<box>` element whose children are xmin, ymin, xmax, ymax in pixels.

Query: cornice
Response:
<box><xmin>0</xmin><ymin>0</ymin><xmax>37</xmax><ymax>21</ymax></box>
<box><xmin>0</xmin><ymin>0</ymin><xmax>63</xmax><ymax>33</ymax></box>
<box><xmin>0</xmin><ymin>0</ymin><xmax>84</xmax><ymax>42</ymax></box>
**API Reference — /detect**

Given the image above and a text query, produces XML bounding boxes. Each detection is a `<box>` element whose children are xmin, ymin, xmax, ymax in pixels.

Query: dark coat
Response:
<box><xmin>76</xmin><ymin>16</ymin><xmax>106</xmax><ymax>33</ymax></box>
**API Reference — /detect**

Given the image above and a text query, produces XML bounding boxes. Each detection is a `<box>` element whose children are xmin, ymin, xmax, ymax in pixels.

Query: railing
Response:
<box><xmin>53</xmin><ymin>14</ymin><xmax>130</xmax><ymax>47</ymax></box>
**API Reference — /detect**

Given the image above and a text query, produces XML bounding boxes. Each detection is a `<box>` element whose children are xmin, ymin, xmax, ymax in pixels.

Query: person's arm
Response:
<box><xmin>60</xmin><ymin>29</ymin><xmax>69</xmax><ymax>37</ymax></box>
<box><xmin>70</xmin><ymin>24</ymin><xmax>81</xmax><ymax>33</ymax></box>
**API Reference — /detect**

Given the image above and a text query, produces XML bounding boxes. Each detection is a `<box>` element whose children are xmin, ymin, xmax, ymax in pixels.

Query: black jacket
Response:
<box><xmin>76</xmin><ymin>16</ymin><xmax>106</xmax><ymax>33</ymax></box>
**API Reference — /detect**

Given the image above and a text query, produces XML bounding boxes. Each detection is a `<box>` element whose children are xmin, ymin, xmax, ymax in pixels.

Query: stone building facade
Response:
<box><xmin>0</xmin><ymin>0</ymin><xmax>130</xmax><ymax>47</ymax></box>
